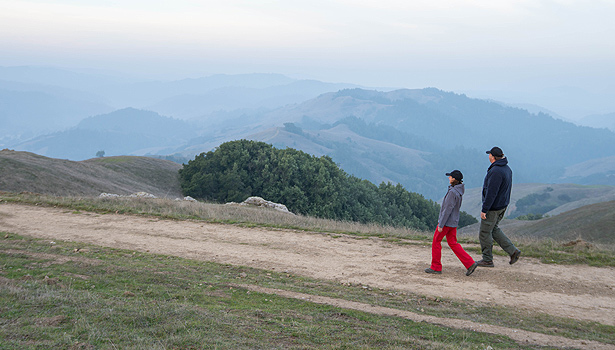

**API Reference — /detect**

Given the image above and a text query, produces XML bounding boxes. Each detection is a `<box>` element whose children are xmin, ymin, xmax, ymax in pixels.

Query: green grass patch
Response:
<box><xmin>2</xmin><ymin>234</ymin><xmax>614</xmax><ymax>349</ymax></box>
<box><xmin>1</xmin><ymin>234</ymin><xmax>528</xmax><ymax>350</ymax></box>
<box><xmin>518</xmin><ymin>239</ymin><xmax>615</xmax><ymax>266</ymax></box>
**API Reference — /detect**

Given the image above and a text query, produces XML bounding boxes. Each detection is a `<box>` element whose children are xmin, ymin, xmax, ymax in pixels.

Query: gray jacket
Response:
<box><xmin>438</xmin><ymin>183</ymin><xmax>464</xmax><ymax>228</ymax></box>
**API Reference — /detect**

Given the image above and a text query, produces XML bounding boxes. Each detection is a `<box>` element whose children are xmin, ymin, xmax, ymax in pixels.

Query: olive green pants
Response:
<box><xmin>479</xmin><ymin>208</ymin><xmax>517</xmax><ymax>262</ymax></box>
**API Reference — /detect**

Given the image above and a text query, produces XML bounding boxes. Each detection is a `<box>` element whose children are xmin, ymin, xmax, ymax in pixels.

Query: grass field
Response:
<box><xmin>0</xmin><ymin>150</ymin><xmax>182</xmax><ymax>198</ymax></box>
<box><xmin>2</xmin><ymin>192</ymin><xmax>615</xmax><ymax>349</ymax></box>
<box><xmin>3</xmin><ymin>233</ymin><xmax>615</xmax><ymax>350</ymax></box>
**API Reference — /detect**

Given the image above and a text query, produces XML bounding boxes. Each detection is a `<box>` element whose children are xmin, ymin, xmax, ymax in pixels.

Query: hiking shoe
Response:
<box><xmin>510</xmin><ymin>249</ymin><xmax>521</xmax><ymax>265</ymax></box>
<box><xmin>466</xmin><ymin>262</ymin><xmax>478</xmax><ymax>276</ymax></box>
<box><xmin>424</xmin><ymin>268</ymin><xmax>442</xmax><ymax>274</ymax></box>
<box><xmin>476</xmin><ymin>259</ymin><xmax>494</xmax><ymax>267</ymax></box>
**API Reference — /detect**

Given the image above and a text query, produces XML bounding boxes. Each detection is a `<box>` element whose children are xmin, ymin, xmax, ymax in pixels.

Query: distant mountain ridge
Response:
<box><xmin>578</xmin><ymin>112</ymin><xmax>615</xmax><ymax>132</ymax></box>
<box><xmin>0</xmin><ymin>88</ymin><xmax>113</xmax><ymax>139</ymax></box>
<box><xmin>3</xmin><ymin>66</ymin><xmax>615</xmax><ymax>200</ymax></box>
<box><xmin>9</xmin><ymin>87</ymin><xmax>615</xmax><ymax>199</ymax></box>
<box><xmin>232</xmin><ymin>88</ymin><xmax>615</xmax><ymax>198</ymax></box>
<box><xmin>13</xmin><ymin>108</ymin><xmax>197</xmax><ymax>160</ymax></box>
<box><xmin>146</xmin><ymin>80</ymin><xmax>359</xmax><ymax>119</ymax></box>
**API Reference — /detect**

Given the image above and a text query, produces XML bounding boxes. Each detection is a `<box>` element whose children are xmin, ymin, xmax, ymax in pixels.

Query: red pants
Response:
<box><xmin>430</xmin><ymin>226</ymin><xmax>475</xmax><ymax>271</ymax></box>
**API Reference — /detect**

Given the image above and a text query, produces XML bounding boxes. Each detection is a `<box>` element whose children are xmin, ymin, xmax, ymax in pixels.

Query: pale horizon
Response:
<box><xmin>2</xmin><ymin>0</ymin><xmax>615</xmax><ymax>119</ymax></box>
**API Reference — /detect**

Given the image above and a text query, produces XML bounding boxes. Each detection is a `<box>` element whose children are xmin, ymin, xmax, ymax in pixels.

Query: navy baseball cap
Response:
<box><xmin>446</xmin><ymin>170</ymin><xmax>463</xmax><ymax>181</ymax></box>
<box><xmin>486</xmin><ymin>146</ymin><xmax>504</xmax><ymax>157</ymax></box>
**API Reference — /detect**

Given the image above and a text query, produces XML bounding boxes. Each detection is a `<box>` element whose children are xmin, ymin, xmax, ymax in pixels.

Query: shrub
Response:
<box><xmin>179</xmin><ymin>140</ymin><xmax>440</xmax><ymax>230</ymax></box>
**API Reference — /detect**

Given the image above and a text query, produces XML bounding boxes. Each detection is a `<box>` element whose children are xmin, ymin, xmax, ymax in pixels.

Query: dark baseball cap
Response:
<box><xmin>445</xmin><ymin>170</ymin><xmax>463</xmax><ymax>181</ymax></box>
<box><xmin>486</xmin><ymin>146</ymin><xmax>504</xmax><ymax>157</ymax></box>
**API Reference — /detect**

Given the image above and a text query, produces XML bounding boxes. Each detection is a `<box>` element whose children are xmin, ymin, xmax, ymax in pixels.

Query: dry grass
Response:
<box><xmin>3</xmin><ymin>191</ymin><xmax>614</xmax><ymax>266</ymax></box>
<box><xmin>0</xmin><ymin>150</ymin><xmax>182</xmax><ymax>198</ymax></box>
<box><xmin>0</xmin><ymin>192</ymin><xmax>428</xmax><ymax>240</ymax></box>
<box><xmin>1</xmin><ymin>235</ymin><xmax>535</xmax><ymax>349</ymax></box>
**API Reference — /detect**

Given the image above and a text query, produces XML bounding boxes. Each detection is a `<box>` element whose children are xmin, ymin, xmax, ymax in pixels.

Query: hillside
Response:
<box><xmin>204</xmin><ymin>88</ymin><xmax>615</xmax><ymax>198</ymax></box>
<box><xmin>5</xmin><ymin>78</ymin><xmax>615</xmax><ymax>200</ymax></box>
<box><xmin>508</xmin><ymin>200</ymin><xmax>615</xmax><ymax>244</ymax></box>
<box><xmin>578</xmin><ymin>112</ymin><xmax>615</xmax><ymax>132</ymax></box>
<box><xmin>0</xmin><ymin>88</ymin><xmax>112</xmax><ymax>141</ymax></box>
<box><xmin>247</xmin><ymin>123</ymin><xmax>442</xmax><ymax>198</ymax></box>
<box><xmin>562</xmin><ymin>155</ymin><xmax>615</xmax><ymax>185</ymax></box>
<box><xmin>13</xmin><ymin>108</ymin><xmax>198</xmax><ymax>160</ymax></box>
<box><xmin>460</xmin><ymin>183</ymin><xmax>615</xmax><ymax>219</ymax></box>
<box><xmin>0</xmin><ymin>149</ymin><xmax>182</xmax><ymax>198</ymax></box>
<box><xmin>459</xmin><ymin>200</ymin><xmax>615</xmax><ymax>246</ymax></box>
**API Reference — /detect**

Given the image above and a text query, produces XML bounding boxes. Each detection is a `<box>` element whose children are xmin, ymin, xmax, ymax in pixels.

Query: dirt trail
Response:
<box><xmin>1</xmin><ymin>203</ymin><xmax>614</xmax><ymax>344</ymax></box>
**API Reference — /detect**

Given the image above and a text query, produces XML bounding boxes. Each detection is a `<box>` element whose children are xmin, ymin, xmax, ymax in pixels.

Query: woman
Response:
<box><xmin>425</xmin><ymin>170</ymin><xmax>478</xmax><ymax>276</ymax></box>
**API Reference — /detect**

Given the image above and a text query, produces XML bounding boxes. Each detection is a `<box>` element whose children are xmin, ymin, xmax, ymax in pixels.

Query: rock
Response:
<box><xmin>128</xmin><ymin>192</ymin><xmax>157</xmax><ymax>198</ymax></box>
<box><xmin>100</xmin><ymin>192</ymin><xmax>158</xmax><ymax>199</ymax></box>
<box><xmin>99</xmin><ymin>193</ymin><xmax>120</xmax><ymax>198</ymax></box>
<box><xmin>240</xmin><ymin>196</ymin><xmax>292</xmax><ymax>214</ymax></box>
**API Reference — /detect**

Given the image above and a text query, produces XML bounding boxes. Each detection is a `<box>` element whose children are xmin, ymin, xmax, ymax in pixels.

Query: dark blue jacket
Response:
<box><xmin>482</xmin><ymin>157</ymin><xmax>512</xmax><ymax>213</ymax></box>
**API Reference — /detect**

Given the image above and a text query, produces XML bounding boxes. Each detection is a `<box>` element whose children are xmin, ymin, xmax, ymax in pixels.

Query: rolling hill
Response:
<box><xmin>4</xmin><ymin>67</ymin><xmax>615</xmax><ymax>201</ymax></box>
<box><xmin>0</xmin><ymin>149</ymin><xmax>182</xmax><ymax>198</ymax></box>
<box><xmin>0</xmin><ymin>88</ymin><xmax>113</xmax><ymax>142</ymax></box>
<box><xmin>12</xmin><ymin>108</ymin><xmax>198</xmax><ymax>160</ymax></box>
<box><xmin>460</xmin><ymin>183</ymin><xmax>615</xmax><ymax>219</ymax></box>
<box><xmin>459</xmin><ymin>200</ymin><xmax>615</xmax><ymax>246</ymax></box>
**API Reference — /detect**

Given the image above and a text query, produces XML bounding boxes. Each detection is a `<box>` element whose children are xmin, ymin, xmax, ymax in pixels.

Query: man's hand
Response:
<box><xmin>481</xmin><ymin>212</ymin><xmax>487</xmax><ymax>220</ymax></box>
<box><xmin>437</xmin><ymin>226</ymin><xmax>443</xmax><ymax>232</ymax></box>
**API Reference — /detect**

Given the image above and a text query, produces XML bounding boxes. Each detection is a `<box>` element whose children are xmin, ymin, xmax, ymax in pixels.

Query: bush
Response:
<box><xmin>179</xmin><ymin>140</ymin><xmax>440</xmax><ymax>230</ymax></box>
<box><xmin>516</xmin><ymin>213</ymin><xmax>545</xmax><ymax>221</ymax></box>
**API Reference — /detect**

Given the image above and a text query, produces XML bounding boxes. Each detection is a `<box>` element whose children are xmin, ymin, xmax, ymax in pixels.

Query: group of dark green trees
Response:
<box><xmin>179</xmin><ymin>140</ymin><xmax>476</xmax><ymax>231</ymax></box>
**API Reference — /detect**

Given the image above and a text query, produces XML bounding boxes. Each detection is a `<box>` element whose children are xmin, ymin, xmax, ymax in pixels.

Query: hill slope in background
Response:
<box><xmin>146</xmin><ymin>80</ymin><xmax>359</xmax><ymax>119</ymax></box>
<box><xmin>460</xmin><ymin>183</ymin><xmax>615</xmax><ymax>219</ymax></box>
<box><xmin>508</xmin><ymin>200</ymin><xmax>615</xmax><ymax>244</ymax></box>
<box><xmin>0</xmin><ymin>88</ymin><xmax>113</xmax><ymax>141</ymax></box>
<box><xmin>231</xmin><ymin>88</ymin><xmax>615</xmax><ymax>196</ymax></box>
<box><xmin>459</xmin><ymin>200</ymin><xmax>615</xmax><ymax>245</ymax></box>
<box><xmin>245</xmin><ymin>123</ymin><xmax>442</xmax><ymax>198</ymax></box>
<box><xmin>0</xmin><ymin>150</ymin><xmax>182</xmax><ymax>198</ymax></box>
<box><xmin>577</xmin><ymin>112</ymin><xmax>615</xmax><ymax>132</ymax></box>
<box><xmin>3</xmin><ymin>67</ymin><xmax>615</xmax><ymax>200</ymax></box>
<box><xmin>12</xmin><ymin>108</ymin><xmax>198</xmax><ymax>160</ymax></box>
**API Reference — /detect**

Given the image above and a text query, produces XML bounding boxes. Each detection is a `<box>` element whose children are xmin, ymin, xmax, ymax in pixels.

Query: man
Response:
<box><xmin>476</xmin><ymin>146</ymin><xmax>521</xmax><ymax>267</ymax></box>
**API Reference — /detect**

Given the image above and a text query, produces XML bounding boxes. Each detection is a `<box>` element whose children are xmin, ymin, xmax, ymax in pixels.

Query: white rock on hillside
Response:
<box><xmin>240</xmin><ymin>196</ymin><xmax>292</xmax><ymax>214</ymax></box>
<box><xmin>99</xmin><ymin>193</ymin><xmax>121</xmax><ymax>198</ymax></box>
<box><xmin>99</xmin><ymin>192</ymin><xmax>198</xmax><ymax>201</ymax></box>
<box><xmin>129</xmin><ymin>192</ymin><xmax>157</xmax><ymax>198</ymax></box>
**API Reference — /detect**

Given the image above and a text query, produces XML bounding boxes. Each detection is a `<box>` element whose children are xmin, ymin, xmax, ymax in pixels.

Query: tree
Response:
<box><xmin>96</xmin><ymin>150</ymin><xmax>105</xmax><ymax>158</ymax></box>
<box><xmin>179</xmin><ymin>140</ymin><xmax>440</xmax><ymax>231</ymax></box>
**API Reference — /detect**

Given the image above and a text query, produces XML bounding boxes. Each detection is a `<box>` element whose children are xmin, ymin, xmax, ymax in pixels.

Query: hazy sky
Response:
<box><xmin>1</xmin><ymin>0</ymin><xmax>615</xmax><ymax>117</ymax></box>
